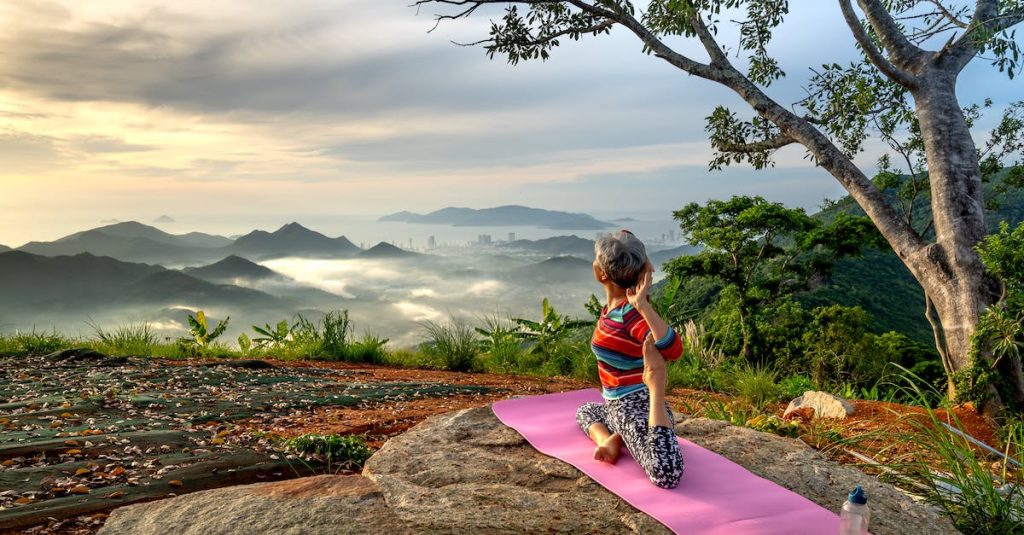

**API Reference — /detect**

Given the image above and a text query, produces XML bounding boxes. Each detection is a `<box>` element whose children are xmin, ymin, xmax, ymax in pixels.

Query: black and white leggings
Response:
<box><xmin>575</xmin><ymin>388</ymin><xmax>684</xmax><ymax>489</ymax></box>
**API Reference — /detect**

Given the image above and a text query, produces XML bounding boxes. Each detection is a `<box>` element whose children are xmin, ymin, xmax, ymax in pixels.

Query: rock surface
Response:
<box><xmin>784</xmin><ymin>390</ymin><xmax>856</xmax><ymax>419</ymax></box>
<box><xmin>99</xmin><ymin>406</ymin><xmax>958</xmax><ymax>535</ymax></box>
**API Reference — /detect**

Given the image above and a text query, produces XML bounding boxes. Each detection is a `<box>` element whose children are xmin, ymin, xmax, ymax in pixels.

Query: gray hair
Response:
<box><xmin>594</xmin><ymin>230</ymin><xmax>649</xmax><ymax>289</ymax></box>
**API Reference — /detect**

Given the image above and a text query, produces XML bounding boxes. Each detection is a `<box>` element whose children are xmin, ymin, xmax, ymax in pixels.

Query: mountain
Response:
<box><xmin>501</xmin><ymin>235</ymin><xmax>596</xmax><ymax>258</ymax></box>
<box><xmin>17</xmin><ymin>221</ymin><xmax>232</xmax><ymax>263</ymax></box>
<box><xmin>379</xmin><ymin>205</ymin><xmax>613</xmax><ymax>230</ymax></box>
<box><xmin>378</xmin><ymin>211</ymin><xmax>420</xmax><ymax>222</ymax></box>
<box><xmin>228</xmin><ymin>222</ymin><xmax>361</xmax><ymax>258</ymax></box>
<box><xmin>0</xmin><ymin>244</ymin><xmax>9</xmax><ymax>253</ymax></box>
<box><xmin>650</xmin><ymin>245</ymin><xmax>701</xmax><ymax>269</ymax></box>
<box><xmin>510</xmin><ymin>256</ymin><xmax>595</xmax><ymax>283</ymax></box>
<box><xmin>800</xmin><ymin>171</ymin><xmax>1024</xmax><ymax>344</ymax></box>
<box><xmin>182</xmin><ymin>255</ymin><xmax>280</xmax><ymax>282</ymax></box>
<box><xmin>153</xmin><ymin>215</ymin><xmax>175</xmax><ymax>223</ymax></box>
<box><xmin>0</xmin><ymin>251</ymin><xmax>280</xmax><ymax>312</ymax></box>
<box><xmin>359</xmin><ymin>242</ymin><xmax>420</xmax><ymax>259</ymax></box>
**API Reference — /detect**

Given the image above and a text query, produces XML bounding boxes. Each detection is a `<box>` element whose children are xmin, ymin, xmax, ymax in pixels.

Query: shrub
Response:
<box><xmin>731</xmin><ymin>363</ymin><xmax>783</xmax><ymax>410</ymax></box>
<box><xmin>476</xmin><ymin>314</ymin><xmax>524</xmax><ymax>373</ymax></box>
<box><xmin>421</xmin><ymin>318</ymin><xmax>480</xmax><ymax>372</ymax></box>
<box><xmin>779</xmin><ymin>374</ymin><xmax>816</xmax><ymax>399</ymax></box>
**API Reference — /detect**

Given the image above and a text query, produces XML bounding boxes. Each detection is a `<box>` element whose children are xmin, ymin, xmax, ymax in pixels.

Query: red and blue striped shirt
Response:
<box><xmin>591</xmin><ymin>302</ymin><xmax>684</xmax><ymax>400</ymax></box>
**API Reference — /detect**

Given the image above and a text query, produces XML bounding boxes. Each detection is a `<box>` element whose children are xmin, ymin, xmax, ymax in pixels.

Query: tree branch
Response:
<box><xmin>718</xmin><ymin>133</ymin><xmax>797</xmax><ymax>153</ymax></box>
<box><xmin>855</xmin><ymin>0</ymin><xmax>929</xmax><ymax>70</ymax></box>
<box><xmin>840</xmin><ymin>0</ymin><xmax>919</xmax><ymax>87</ymax></box>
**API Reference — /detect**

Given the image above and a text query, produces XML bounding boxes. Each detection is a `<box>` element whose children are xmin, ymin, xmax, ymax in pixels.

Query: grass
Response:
<box><xmin>88</xmin><ymin>321</ymin><xmax>158</xmax><ymax>356</ymax></box>
<box><xmin>731</xmin><ymin>363</ymin><xmax>784</xmax><ymax>411</ymax></box>
<box><xmin>882</xmin><ymin>370</ymin><xmax>1024</xmax><ymax>534</ymax></box>
<box><xmin>0</xmin><ymin>328</ymin><xmax>70</xmax><ymax>356</ymax></box>
<box><xmin>420</xmin><ymin>318</ymin><xmax>480</xmax><ymax>372</ymax></box>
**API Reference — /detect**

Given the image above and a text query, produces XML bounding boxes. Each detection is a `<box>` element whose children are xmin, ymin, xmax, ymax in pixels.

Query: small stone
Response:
<box><xmin>168</xmin><ymin>480</ymin><xmax>183</xmax><ymax>487</ymax></box>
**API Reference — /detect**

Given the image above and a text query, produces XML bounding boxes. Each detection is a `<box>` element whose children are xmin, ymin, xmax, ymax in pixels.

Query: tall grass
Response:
<box><xmin>884</xmin><ymin>369</ymin><xmax>1024</xmax><ymax>533</ymax></box>
<box><xmin>731</xmin><ymin>363</ymin><xmax>783</xmax><ymax>410</ymax></box>
<box><xmin>421</xmin><ymin>318</ymin><xmax>480</xmax><ymax>372</ymax></box>
<box><xmin>89</xmin><ymin>321</ymin><xmax>158</xmax><ymax>356</ymax></box>
<box><xmin>0</xmin><ymin>328</ymin><xmax>70</xmax><ymax>356</ymax></box>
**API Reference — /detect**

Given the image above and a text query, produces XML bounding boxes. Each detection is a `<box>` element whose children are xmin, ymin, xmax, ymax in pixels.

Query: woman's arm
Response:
<box><xmin>627</xmin><ymin>264</ymin><xmax>684</xmax><ymax>360</ymax></box>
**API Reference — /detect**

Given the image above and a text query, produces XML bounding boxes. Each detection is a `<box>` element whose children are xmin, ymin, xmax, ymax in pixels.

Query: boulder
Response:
<box><xmin>97</xmin><ymin>475</ymin><xmax>409</xmax><ymax>535</ymax></box>
<box><xmin>784</xmin><ymin>390</ymin><xmax>855</xmax><ymax>419</ymax></box>
<box><xmin>100</xmin><ymin>406</ymin><xmax>956</xmax><ymax>535</ymax></box>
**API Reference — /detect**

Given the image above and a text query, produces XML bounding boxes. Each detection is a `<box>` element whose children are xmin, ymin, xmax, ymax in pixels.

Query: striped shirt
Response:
<box><xmin>591</xmin><ymin>302</ymin><xmax>684</xmax><ymax>400</ymax></box>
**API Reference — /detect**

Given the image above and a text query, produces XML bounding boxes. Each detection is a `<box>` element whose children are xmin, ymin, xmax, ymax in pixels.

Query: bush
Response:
<box><xmin>731</xmin><ymin>363</ymin><xmax>783</xmax><ymax>410</ymax></box>
<box><xmin>476</xmin><ymin>314</ymin><xmax>524</xmax><ymax>373</ymax></box>
<box><xmin>421</xmin><ymin>318</ymin><xmax>480</xmax><ymax>372</ymax></box>
<box><xmin>779</xmin><ymin>374</ymin><xmax>816</xmax><ymax>399</ymax></box>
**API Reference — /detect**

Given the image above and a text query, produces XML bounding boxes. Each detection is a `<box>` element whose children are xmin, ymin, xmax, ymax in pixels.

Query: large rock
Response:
<box><xmin>784</xmin><ymin>390</ymin><xmax>856</xmax><ymax>419</ymax></box>
<box><xmin>100</xmin><ymin>406</ymin><xmax>957</xmax><ymax>535</ymax></box>
<box><xmin>98</xmin><ymin>475</ymin><xmax>410</xmax><ymax>535</ymax></box>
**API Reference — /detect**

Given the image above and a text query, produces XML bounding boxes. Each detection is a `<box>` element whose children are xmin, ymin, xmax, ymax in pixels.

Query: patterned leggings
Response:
<box><xmin>575</xmin><ymin>388</ymin><xmax>684</xmax><ymax>489</ymax></box>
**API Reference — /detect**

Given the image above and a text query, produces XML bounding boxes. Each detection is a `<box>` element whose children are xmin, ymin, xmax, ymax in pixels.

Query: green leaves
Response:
<box><xmin>181</xmin><ymin>310</ymin><xmax>229</xmax><ymax>350</ymax></box>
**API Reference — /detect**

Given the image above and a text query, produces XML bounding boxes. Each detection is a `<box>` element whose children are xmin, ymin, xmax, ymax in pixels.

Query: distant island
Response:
<box><xmin>379</xmin><ymin>205</ymin><xmax>613</xmax><ymax>230</ymax></box>
<box><xmin>153</xmin><ymin>215</ymin><xmax>176</xmax><ymax>223</ymax></box>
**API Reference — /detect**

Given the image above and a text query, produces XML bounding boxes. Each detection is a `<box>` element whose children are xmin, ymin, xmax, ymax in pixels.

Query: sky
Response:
<box><xmin>0</xmin><ymin>0</ymin><xmax>1020</xmax><ymax>246</ymax></box>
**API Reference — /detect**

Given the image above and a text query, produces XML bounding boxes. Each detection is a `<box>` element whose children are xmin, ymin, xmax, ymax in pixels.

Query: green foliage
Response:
<box><xmin>284</xmin><ymin>434</ymin><xmax>373</xmax><ymax>472</ymax></box>
<box><xmin>252</xmin><ymin>320</ymin><xmax>290</xmax><ymax>348</ymax></box>
<box><xmin>421</xmin><ymin>318</ymin><xmax>481</xmax><ymax>372</ymax></box>
<box><xmin>744</xmin><ymin>413</ymin><xmax>802</xmax><ymax>438</ymax></box>
<box><xmin>180</xmin><ymin>311</ymin><xmax>229</xmax><ymax>353</ymax></box>
<box><xmin>885</xmin><ymin>372</ymin><xmax>1024</xmax><ymax>534</ymax></box>
<box><xmin>237</xmin><ymin>333</ymin><xmax>252</xmax><ymax>355</ymax></box>
<box><xmin>730</xmin><ymin>363</ymin><xmax>783</xmax><ymax>410</ymax></box>
<box><xmin>512</xmin><ymin>298</ymin><xmax>591</xmax><ymax>357</ymax></box>
<box><xmin>476</xmin><ymin>314</ymin><xmax>525</xmax><ymax>373</ymax></box>
<box><xmin>0</xmin><ymin>328</ymin><xmax>69</xmax><ymax>356</ymax></box>
<box><xmin>666</xmin><ymin>195</ymin><xmax>880</xmax><ymax>360</ymax></box>
<box><xmin>778</xmin><ymin>374</ymin><xmax>816</xmax><ymax>400</ymax></box>
<box><xmin>89</xmin><ymin>322</ymin><xmax>157</xmax><ymax>356</ymax></box>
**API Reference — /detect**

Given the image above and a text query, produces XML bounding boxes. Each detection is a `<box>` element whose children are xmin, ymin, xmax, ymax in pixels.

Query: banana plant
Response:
<box><xmin>183</xmin><ymin>310</ymin><xmax>229</xmax><ymax>348</ymax></box>
<box><xmin>512</xmin><ymin>298</ymin><xmax>591</xmax><ymax>356</ymax></box>
<box><xmin>252</xmin><ymin>319</ymin><xmax>290</xmax><ymax>348</ymax></box>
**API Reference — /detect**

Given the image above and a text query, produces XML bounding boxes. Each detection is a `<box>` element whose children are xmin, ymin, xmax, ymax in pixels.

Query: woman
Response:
<box><xmin>575</xmin><ymin>230</ymin><xmax>685</xmax><ymax>489</ymax></box>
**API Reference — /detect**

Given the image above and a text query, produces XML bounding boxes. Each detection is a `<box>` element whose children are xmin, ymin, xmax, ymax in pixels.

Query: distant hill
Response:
<box><xmin>153</xmin><ymin>215</ymin><xmax>176</xmax><ymax>223</ymax></box>
<box><xmin>501</xmin><ymin>235</ymin><xmax>596</xmax><ymax>258</ymax></box>
<box><xmin>359</xmin><ymin>242</ymin><xmax>420</xmax><ymax>259</ymax></box>
<box><xmin>0</xmin><ymin>251</ymin><xmax>280</xmax><ymax>312</ymax></box>
<box><xmin>379</xmin><ymin>205</ymin><xmax>613</xmax><ymax>230</ymax></box>
<box><xmin>229</xmin><ymin>222</ymin><xmax>360</xmax><ymax>258</ymax></box>
<box><xmin>0</xmin><ymin>244</ymin><xmax>9</xmax><ymax>253</ymax></box>
<box><xmin>182</xmin><ymin>255</ymin><xmax>280</xmax><ymax>282</ymax></box>
<box><xmin>650</xmin><ymin>245</ymin><xmax>701</xmax><ymax>270</ymax></box>
<box><xmin>17</xmin><ymin>221</ymin><xmax>232</xmax><ymax>263</ymax></box>
<box><xmin>801</xmin><ymin>171</ymin><xmax>1024</xmax><ymax>344</ymax></box>
<box><xmin>509</xmin><ymin>256</ymin><xmax>594</xmax><ymax>283</ymax></box>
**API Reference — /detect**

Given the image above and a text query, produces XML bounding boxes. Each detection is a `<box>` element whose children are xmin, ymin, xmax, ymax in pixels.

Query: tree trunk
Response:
<box><xmin>908</xmin><ymin>69</ymin><xmax>1015</xmax><ymax>413</ymax></box>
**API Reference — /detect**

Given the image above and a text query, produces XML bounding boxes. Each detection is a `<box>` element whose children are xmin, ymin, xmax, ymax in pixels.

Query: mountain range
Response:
<box><xmin>380</xmin><ymin>205</ymin><xmax>613</xmax><ymax>230</ymax></box>
<box><xmin>14</xmin><ymin>221</ymin><xmax>366</xmax><ymax>265</ymax></box>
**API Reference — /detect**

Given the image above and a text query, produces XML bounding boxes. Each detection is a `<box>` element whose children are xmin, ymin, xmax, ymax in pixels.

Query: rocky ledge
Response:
<box><xmin>98</xmin><ymin>406</ymin><xmax>958</xmax><ymax>535</ymax></box>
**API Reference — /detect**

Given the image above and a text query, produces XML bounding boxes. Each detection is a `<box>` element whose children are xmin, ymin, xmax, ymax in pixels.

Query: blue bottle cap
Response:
<box><xmin>848</xmin><ymin>485</ymin><xmax>867</xmax><ymax>505</ymax></box>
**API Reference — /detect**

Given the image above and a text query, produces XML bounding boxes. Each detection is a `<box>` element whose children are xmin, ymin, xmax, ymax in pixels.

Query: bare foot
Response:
<box><xmin>593</xmin><ymin>433</ymin><xmax>623</xmax><ymax>464</ymax></box>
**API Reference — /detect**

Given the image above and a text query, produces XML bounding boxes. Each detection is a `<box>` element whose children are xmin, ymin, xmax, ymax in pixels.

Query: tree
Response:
<box><xmin>415</xmin><ymin>0</ymin><xmax>1024</xmax><ymax>411</ymax></box>
<box><xmin>665</xmin><ymin>195</ymin><xmax>879</xmax><ymax>359</ymax></box>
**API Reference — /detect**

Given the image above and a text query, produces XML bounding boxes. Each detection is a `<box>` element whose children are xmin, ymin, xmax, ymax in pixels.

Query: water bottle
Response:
<box><xmin>839</xmin><ymin>486</ymin><xmax>870</xmax><ymax>535</ymax></box>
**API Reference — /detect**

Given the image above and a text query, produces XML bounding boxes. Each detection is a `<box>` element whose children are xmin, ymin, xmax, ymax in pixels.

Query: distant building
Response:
<box><xmin>428</xmin><ymin>235</ymin><xmax>436</xmax><ymax>248</ymax></box>
<box><xmin>478</xmin><ymin>234</ymin><xmax>492</xmax><ymax>245</ymax></box>
<box><xmin>408</xmin><ymin>238</ymin><xmax>413</xmax><ymax>250</ymax></box>
<box><xmin>508</xmin><ymin>232</ymin><xmax>516</xmax><ymax>242</ymax></box>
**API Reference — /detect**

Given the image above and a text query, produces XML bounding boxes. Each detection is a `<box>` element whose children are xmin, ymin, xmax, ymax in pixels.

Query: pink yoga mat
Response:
<box><xmin>492</xmin><ymin>389</ymin><xmax>840</xmax><ymax>535</ymax></box>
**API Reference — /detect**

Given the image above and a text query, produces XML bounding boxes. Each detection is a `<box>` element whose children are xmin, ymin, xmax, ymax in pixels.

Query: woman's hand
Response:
<box><xmin>626</xmin><ymin>263</ymin><xmax>653</xmax><ymax>309</ymax></box>
<box><xmin>642</xmin><ymin>334</ymin><xmax>667</xmax><ymax>392</ymax></box>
